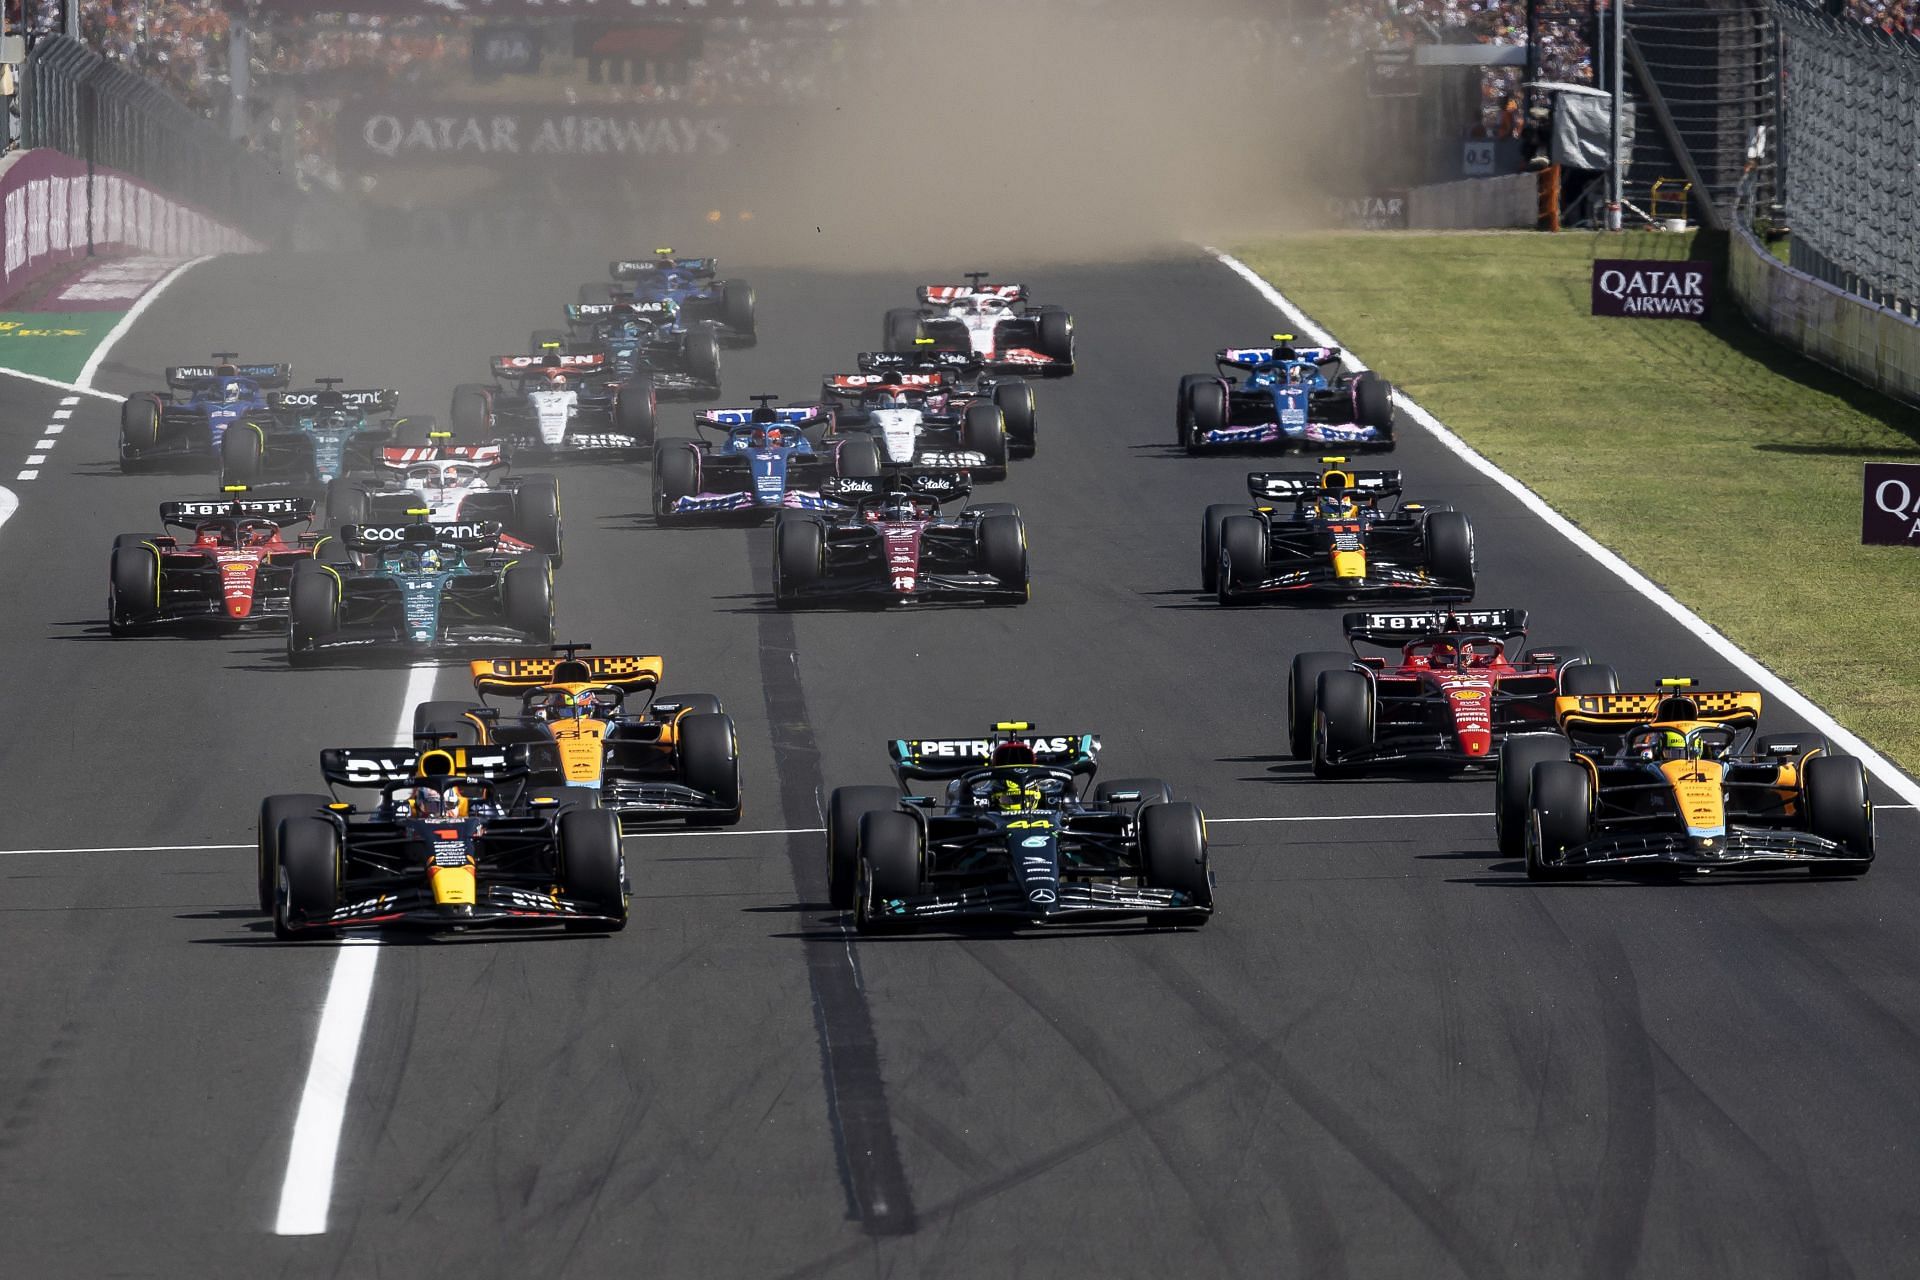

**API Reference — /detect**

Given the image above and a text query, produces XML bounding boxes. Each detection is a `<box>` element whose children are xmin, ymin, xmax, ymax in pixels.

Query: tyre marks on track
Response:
<box><xmin>749</xmin><ymin>528</ymin><xmax>917</xmax><ymax>1236</ymax></box>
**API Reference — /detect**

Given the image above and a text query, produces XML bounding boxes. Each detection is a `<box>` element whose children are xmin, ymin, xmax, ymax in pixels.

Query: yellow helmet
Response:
<box><xmin>994</xmin><ymin>779</ymin><xmax>1043</xmax><ymax>812</ymax></box>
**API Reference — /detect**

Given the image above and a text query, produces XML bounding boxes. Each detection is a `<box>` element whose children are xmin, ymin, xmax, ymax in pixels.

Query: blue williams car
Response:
<box><xmin>651</xmin><ymin>398</ymin><xmax>882</xmax><ymax>524</ymax></box>
<box><xmin>1175</xmin><ymin>334</ymin><xmax>1396</xmax><ymax>454</ymax></box>
<box><xmin>118</xmin><ymin>354</ymin><xmax>292</xmax><ymax>472</ymax></box>
<box><xmin>581</xmin><ymin>250</ymin><xmax>755</xmax><ymax>347</ymax></box>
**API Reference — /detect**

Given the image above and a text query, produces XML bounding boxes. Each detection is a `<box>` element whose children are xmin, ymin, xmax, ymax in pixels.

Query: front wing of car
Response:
<box><xmin>1227</xmin><ymin>563</ymin><xmax>1471</xmax><ymax>602</ymax></box>
<box><xmin>1192</xmin><ymin>421</ymin><xmax>1392</xmax><ymax>451</ymax></box>
<box><xmin>1540</xmin><ymin>826</ymin><xmax>1866</xmax><ymax>873</ymax></box>
<box><xmin>866</xmin><ymin>879</ymin><xmax>1207</xmax><ymax>924</ymax></box>
<box><xmin>287</xmin><ymin>883</ymin><xmax>622</xmax><ymax>932</ymax></box>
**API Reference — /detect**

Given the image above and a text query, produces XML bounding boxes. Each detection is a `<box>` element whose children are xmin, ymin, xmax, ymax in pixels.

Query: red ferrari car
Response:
<box><xmin>1286</xmin><ymin>608</ymin><xmax>1618</xmax><ymax>777</ymax></box>
<box><xmin>108</xmin><ymin>492</ymin><xmax>342</xmax><ymax>635</ymax></box>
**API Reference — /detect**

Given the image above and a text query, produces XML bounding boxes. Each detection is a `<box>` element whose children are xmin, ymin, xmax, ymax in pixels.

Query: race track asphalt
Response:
<box><xmin>0</xmin><ymin>245</ymin><xmax>1916</xmax><ymax>1278</ymax></box>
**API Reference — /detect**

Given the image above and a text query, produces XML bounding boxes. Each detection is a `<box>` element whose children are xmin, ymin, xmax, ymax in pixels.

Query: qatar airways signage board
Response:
<box><xmin>1591</xmin><ymin>259</ymin><xmax>1712</xmax><ymax>319</ymax></box>
<box><xmin>1861</xmin><ymin>463</ymin><xmax>1920</xmax><ymax>546</ymax></box>
<box><xmin>340</xmin><ymin>103</ymin><xmax>736</xmax><ymax>165</ymax></box>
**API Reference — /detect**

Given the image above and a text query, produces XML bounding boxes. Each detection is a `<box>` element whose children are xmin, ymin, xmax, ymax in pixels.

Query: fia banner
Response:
<box><xmin>1591</xmin><ymin>259</ymin><xmax>1712</xmax><ymax>319</ymax></box>
<box><xmin>1862</xmin><ymin>463</ymin><xmax>1920</xmax><ymax>546</ymax></box>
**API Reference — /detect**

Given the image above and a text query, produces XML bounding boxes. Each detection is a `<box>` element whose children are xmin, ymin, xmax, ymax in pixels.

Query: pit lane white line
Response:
<box><xmin>76</xmin><ymin>254</ymin><xmax>212</xmax><ymax>392</ymax></box>
<box><xmin>273</xmin><ymin>660</ymin><xmax>436</xmax><ymax>1237</ymax></box>
<box><xmin>1207</xmin><ymin>246</ymin><xmax>1920</xmax><ymax>812</ymax></box>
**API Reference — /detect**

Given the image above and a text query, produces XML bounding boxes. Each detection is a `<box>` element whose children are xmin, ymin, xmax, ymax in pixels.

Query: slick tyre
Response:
<box><xmin>1201</xmin><ymin>503</ymin><xmax>1252</xmax><ymax>593</ymax></box>
<box><xmin>994</xmin><ymin>380</ymin><xmax>1037</xmax><ymax>457</ymax></box>
<box><xmin>274</xmin><ymin>817</ymin><xmax>341</xmax><ymax>940</ymax></box>
<box><xmin>1312</xmin><ymin>670</ymin><xmax>1373</xmax><ymax>778</ymax></box>
<box><xmin>1424</xmin><ymin>510</ymin><xmax>1475</xmax><ymax>592</ymax></box>
<box><xmin>1805</xmin><ymin>755</ymin><xmax>1874</xmax><ymax>872</ymax></box>
<box><xmin>962</xmin><ymin>403</ymin><xmax>1009</xmax><ymax>473</ymax></box>
<box><xmin>977</xmin><ymin>512</ymin><xmax>1029</xmax><ymax>600</ymax></box>
<box><xmin>652</xmin><ymin>440</ymin><xmax>700</xmax><ymax>522</ymax></box>
<box><xmin>558</xmin><ymin>808</ymin><xmax>628</xmax><ymax>932</ymax></box>
<box><xmin>775</xmin><ymin>517</ymin><xmax>824</xmax><ymax>608</ymax></box>
<box><xmin>1557</xmin><ymin>662</ymin><xmax>1620</xmax><ymax>696</ymax></box>
<box><xmin>1526</xmin><ymin>761</ymin><xmax>1591</xmax><ymax>881</ymax></box>
<box><xmin>1037</xmin><ymin>308</ymin><xmax>1075</xmax><ymax>365</ymax></box>
<box><xmin>1093</xmin><ymin>777</ymin><xmax>1174</xmax><ymax>816</ymax></box>
<box><xmin>883</xmin><ymin>307</ymin><xmax>924</xmax><ymax>353</ymax></box>
<box><xmin>1186</xmin><ymin>380</ymin><xmax>1227</xmax><ymax>454</ymax></box>
<box><xmin>1353</xmin><ymin>373</ymin><xmax>1395</xmax><ymax>431</ymax></box>
<box><xmin>1140</xmin><ymin>801</ymin><xmax>1212</xmax><ymax>922</ymax></box>
<box><xmin>258</xmin><ymin>794</ymin><xmax>329</xmax><ymax>915</ymax></box>
<box><xmin>1216</xmin><ymin>514</ymin><xmax>1267</xmax><ymax>605</ymax></box>
<box><xmin>827</xmin><ymin>785</ymin><xmax>900</xmax><ymax>910</ymax></box>
<box><xmin>119</xmin><ymin>394</ymin><xmax>161</xmax><ymax>471</ymax></box>
<box><xmin>678</xmin><ymin>712</ymin><xmax>742</xmax><ymax>826</ymax></box>
<box><xmin>614</xmin><ymin>378</ymin><xmax>657</xmax><ymax>449</ymax></box>
<box><xmin>685</xmin><ymin>324</ymin><xmax>722</xmax><ymax>391</ymax></box>
<box><xmin>450</xmin><ymin>384</ymin><xmax>493</xmax><ymax>438</ymax></box>
<box><xmin>510</xmin><ymin>474</ymin><xmax>564</xmax><ymax>562</ymax></box>
<box><xmin>412</xmin><ymin>699</ymin><xmax>488</xmax><ymax>746</ymax></box>
<box><xmin>1288</xmin><ymin>652</ymin><xmax>1352</xmax><ymax>759</ymax></box>
<box><xmin>221</xmin><ymin>421</ymin><xmax>266</xmax><ymax>486</ymax></box>
<box><xmin>108</xmin><ymin>541</ymin><xmax>160</xmax><ymax>635</ymax></box>
<box><xmin>1497</xmin><ymin>733</ymin><xmax>1574</xmax><ymax>859</ymax></box>
<box><xmin>323</xmin><ymin>479</ymin><xmax>370</xmax><ymax>529</ymax></box>
<box><xmin>855</xmin><ymin>811</ymin><xmax>924</xmax><ymax>934</ymax></box>
<box><xmin>288</xmin><ymin>561</ymin><xmax>340</xmax><ymax>665</ymax></box>
<box><xmin>720</xmin><ymin>278</ymin><xmax>756</xmax><ymax>339</ymax></box>
<box><xmin>502</xmin><ymin>559</ymin><xmax>555</xmax><ymax>644</ymax></box>
<box><xmin>1175</xmin><ymin>374</ymin><xmax>1208</xmax><ymax>449</ymax></box>
<box><xmin>833</xmin><ymin>434</ymin><xmax>882</xmax><ymax>479</ymax></box>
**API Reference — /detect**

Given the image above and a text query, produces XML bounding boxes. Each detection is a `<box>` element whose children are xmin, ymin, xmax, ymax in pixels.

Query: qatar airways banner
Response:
<box><xmin>1591</xmin><ymin>258</ymin><xmax>1713</xmax><ymax>319</ymax></box>
<box><xmin>340</xmin><ymin>101</ymin><xmax>764</xmax><ymax>167</ymax></box>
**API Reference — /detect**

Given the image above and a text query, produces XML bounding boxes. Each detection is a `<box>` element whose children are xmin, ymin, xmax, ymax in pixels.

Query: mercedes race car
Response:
<box><xmin>408</xmin><ymin>646</ymin><xmax>741</xmax><ymax>828</ymax></box>
<box><xmin>452</xmin><ymin>352</ymin><xmax>658</xmax><ymax>459</ymax></box>
<box><xmin>883</xmin><ymin>274</ymin><xmax>1075</xmax><ymax>376</ymax></box>
<box><xmin>259</xmin><ymin>743</ymin><xmax>626</xmax><ymax>936</ymax></box>
<box><xmin>651</xmin><ymin>399</ymin><xmax>881</xmax><ymax>523</ymax></box>
<box><xmin>1208</xmin><ymin>458</ymin><xmax>1474</xmax><ymax>605</ymax></box>
<box><xmin>1176</xmin><ymin>336</ymin><xmax>1394</xmax><ymax>453</ymax></box>
<box><xmin>286</xmin><ymin>519</ymin><xmax>555</xmax><ymax>665</ymax></box>
<box><xmin>218</xmin><ymin>380</ymin><xmax>419</xmax><ymax>491</ymax></box>
<box><xmin>1289</xmin><ymin>608</ymin><xmax>1617</xmax><ymax>778</ymax></box>
<box><xmin>118</xmin><ymin>355</ymin><xmax>292</xmax><ymax>472</ymax></box>
<box><xmin>1499</xmin><ymin>680</ymin><xmax>1874</xmax><ymax>879</ymax></box>
<box><xmin>773</xmin><ymin>472</ymin><xmax>1030</xmax><ymax>608</ymax></box>
<box><xmin>825</xmin><ymin>721</ymin><xmax>1213</xmax><ymax>932</ymax></box>
<box><xmin>323</xmin><ymin>436</ymin><xmax>563</xmax><ymax>563</ymax></box>
<box><xmin>819</xmin><ymin>360</ymin><xmax>1015</xmax><ymax>476</ymax></box>
<box><xmin>584</xmin><ymin>251</ymin><xmax>756</xmax><ymax>346</ymax></box>
<box><xmin>553</xmin><ymin>299</ymin><xmax>722</xmax><ymax>404</ymax></box>
<box><xmin>108</xmin><ymin>491</ymin><xmax>342</xmax><ymax>635</ymax></box>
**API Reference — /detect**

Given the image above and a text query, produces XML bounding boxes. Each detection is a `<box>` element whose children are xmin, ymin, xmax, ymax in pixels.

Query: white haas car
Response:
<box><xmin>881</xmin><ymin>274</ymin><xmax>1075</xmax><ymax>376</ymax></box>
<box><xmin>819</xmin><ymin>368</ymin><xmax>1012</xmax><ymax>480</ymax></box>
<box><xmin>324</xmin><ymin>437</ymin><xmax>564</xmax><ymax>564</ymax></box>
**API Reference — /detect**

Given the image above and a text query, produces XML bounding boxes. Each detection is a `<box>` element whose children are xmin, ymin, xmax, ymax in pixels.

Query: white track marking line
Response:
<box><xmin>1211</xmin><ymin>812</ymin><xmax>1492</xmax><ymax>824</ymax></box>
<box><xmin>0</xmin><ymin>367</ymin><xmax>124</xmax><ymax>402</ymax></box>
<box><xmin>43</xmin><ymin>424</ymin><xmax>62</xmax><ymax>434</ymax></box>
<box><xmin>1207</xmin><ymin>246</ymin><xmax>1920</xmax><ymax>811</ymax></box>
<box><xmin>24</xmin><ymin>454</ymin><xmax>44</xmax><ymax>465</ymax></box>
<box><xmin>32</xmin><ymin>439</ymin><xmax>51</xmax><ymax>449</ymax></box>
<box><xmin>625</xmin><ymin>825</ymin><xmax>827</xmax><ymax>838</ymax></box>
<box><xmin>0</xmin><ymin>485</ymin><xmax>15</xmax><ymax>530</ymax></box>
<box><xmin>0</xmin><ymin>842</ymin><xmax>249</xmax><ymax>856</ymax></box>
<box><xmin>52</xmin><ymin>407</ymin><xmax>72</xmax><ymax>418</ymax></box>
<box><xmin>273</xmin><ymin>660</ymin><xmax>436</xmax><ymax>1237</ymax></box>
<box><xmin>14</xmin><ymin>470</ymin><xmax>35</xmax><ymax>481</ymax></box>
<box><xmin>58</xmin><ymin>396</ymin><xmax>77</xmax><ymax>406</ymax></box>
<box><xmin>76</xmin><ymin>254</ymin><xmax>212</xmax><ymax>392</ymax></box>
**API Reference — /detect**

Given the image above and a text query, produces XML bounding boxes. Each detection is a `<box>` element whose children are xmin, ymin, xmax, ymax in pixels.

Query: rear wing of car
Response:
<box><xmin>1554</xmin><ymin>687</ymin><xmax>1764</xmax><ymax>736</ymax></box>
<box><xmin>858</xmin><ymin>349</ymin><xmax>979</xmax><ymax>375</ymax></box>
<box><xmin>1214</xmin><ymin>339</ymin><xmax>1339</xmax><ymax>371</ymax></box>
<box><xmin>888</xmin><ymin>730</ymin><xmax>1100</xmax><ymax>781</ymax></box>
<box><xmin>160</xmin><ymin>496</ymin><xmax>314</xmax><ymax>528</ymax></box>
<box><xmin>1250</xmin><ymin>469</ymin><xmax>1400</xmax><ymax>501</ymax></box>
<box><xmin>566</xmin><ymin>300</ymin><xmax>677</xmax><ymax>326</ymax></box>
<box><xmin>822</xmin><ymin>371</ymin><xmax>943</xmax><ymax>398</ymax></box>
<box><xmin>919</xmin><ymin>283</ymin><xmax>1026</xmax><ymax>306</ymax></box>
<box><xmin>697</xmin><ymin>404</ymin><xmax>830</xmax><ymax>430</ymax></box>
<box><xmin>822</xmin><ymin>469</ymin><xmax>972</xmax><ymax>505</ymax></box>
<box><xmin>377</xmin><ymin>444</ymin><xmax>506</xmax><ymax>469</ymax></box>
<box><xmin>319</xmin><ymin>744</ymin><xmax>524</xmax><ymax>789</ymax></box>
<box><xmin>342</xmin><ymin>519</ymin><xmax>505</xmax><ymax>553</ymax></box>
<box><xmin>1343</xmin><ymin>608</ymin><xmax>1530</xmax><ymax>647</ymax></box>
<box><xmin>166</xmin><ymin>361</ymin><xmax>292</xmax><ymax>390</ymax></box>
<box><xmin>611</xmin><ymin>256</ymin><xmax>716</xmax><ymax>280</ymax></box>
<box><xmin>491</xmin><ymin>353</ymin><xmax>608</xmax><ymax>381</ymax></box>
<box><xmin>271</xmin><ymin>387</ymin><xmax>398</xmax><ymax>415</ymax></box>
<box><xmin>469</xmin><ymin>654</ymin><xmax>664</xmax><ymax>697</ymax></box>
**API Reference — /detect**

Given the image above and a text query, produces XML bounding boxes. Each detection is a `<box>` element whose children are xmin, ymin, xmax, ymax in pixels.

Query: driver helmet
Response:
<box><xmin>994</xmin><ymin>779</ymin><xmax>1044</xmax><ymax>812</ymax></box>
<box><xmin>1428</xmin><ymin>642</ymin><xmax>1458</xmax><ymax>670</ymax></box>
<box><xmin>874</xmin><ymin>371</ymin><xmax>911</xmax><ymax>410</ymax></box>
<box><xmin>991</xmin><ymin>740</ymin><xmax>1037</xmax><ymax>767</ymax></box>
<box><xmin>1657</xmin><ymin>729</ymin><xmax>1690</xmax><ymax>759</ymax></box>
<box><xmin>242</xmin><ymin>522</ymin><xmax>275</xmax><ymax>547</ymax></box>
<box><xmin>219</xmin><ymin>379</ymin><xmax>246</xmax><ymax>403</ymax></box>
<box><xmin>570</xmin><ymin>689</ymin><xmax>604</xmax><ymax>716</ymax></box>
<box><xmin>410</xmin><ymin>784</ymin><xmax>465</xmax><ymax>820</ymax></box>
<box><xmin>1317</xmin><ymin>494</ymin><xmax>1357</xmax><ymax>520</ymax></box>
<box><xmin>881</xmin><ymin>493</ymin><xmax>919</xmax><ymax>522</ymax></box>
<box><xmin>404</xmin><ymin>548</ymin><xmax>444</xmax><ymax>573</ymax></box>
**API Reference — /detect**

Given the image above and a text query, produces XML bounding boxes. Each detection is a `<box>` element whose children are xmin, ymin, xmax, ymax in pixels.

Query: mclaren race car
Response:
<box><xmin>1209</xmin><ymin>458</ymin><xmax>1474</xmax><ymax>605</ymax></box>
<box><xmin>218</xmin><ymin>379</ymin><xmax>419</xmax><ymax>490</ymax></box>
<box><xmin>1289</xmin><ymin>608</ymin><xmax>1617</xmax><ymax>778</ymax></box>
<box><xmin>825</xmin><ymin>722</ymin><xmax>1213</xmax><ymax>932</ymax></box>
<box><xmin>324</xmin><ymin>435</ymin><xmax>563</xmax><ymax>563</ymax></box>
<box><xmin>651</xmin><ymin>398</ymin><xmax>882</xmax><ymax>523</ymax></box>
<box><xmin>882</xmin><ymin>274</ymin><xmax>1075</xmax><ymax>376</ymax></box>
<box><xmin>1176</xmin><ymin>336</ymin><xmax>1394</xmax><ymax>453</ymax></box>
<box><xmin>286</xmin><ymin>518</ymin><xmax>555</xmax><ymax>665</ymax></box>
<box><xmin>258</xmin><ymin>743</ymin><xmax>626</xmax><ymax>936</ymax></box>
<box><xmin>554</xmin><ymin>299</ymin><xmax>722</xmax><ymax>403</ymax></box>
<box><xmin>819</xmin><ymin>360</ymin><xmax>1013</xmax><ymax>476</ymax></box>
<box><xmin>452</xmin><ymin>351</ymin><xmax>657</xmax><ymax>460</ymax></box>
<box><xmin>409</xmin><ymin>645</ymin><xmax>741</xmax><ymax>829</ymax></box>
<box><xmin>107</xmin><ymin>490</ymin><xmax>342</xmax><ymax>635</ymax></box>
<box><xmin>119</xmin><ymin>355</ymin><xmax>293</xmax><ymax>472</ymax></box>
<box><xmin>1500</xmin><ymin>679</ymin><xmax>1874</xmax><ymax>879</ymax></box>
<box><xmin>583</xmin><ymin>250</ymin><xmax>755</xmax><ymax>346</ymax></box>
<box><xmin>773</xmin><ymin>472</ymin><xmax>1029</xmax><ymax>608</ymax></box>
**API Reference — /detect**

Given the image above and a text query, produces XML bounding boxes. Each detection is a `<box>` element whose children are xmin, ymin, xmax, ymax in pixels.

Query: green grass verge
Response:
<box><xmin>1231</xmin><ymin>230</ymin><xmax>1920</xmax><ymax>769</ymax></box>
<box><xmin>0</xmin><ymin>310</ymin><xmax>125</xmax><ymax>383</ymax></box>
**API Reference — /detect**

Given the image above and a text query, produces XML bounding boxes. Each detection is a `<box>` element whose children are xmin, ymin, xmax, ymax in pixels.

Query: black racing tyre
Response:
<box><xmin>834</xmin><ymin>434</ymin><xmax>882</xmax><ymax>479</ymax></box>
<box><xmin>961</xmin><ymin>403</ymin><xmax>1009</xmax><ymax>472</ymax></box>
<box><xmin>412</xmin><ymin>699</ymin><xmax>488</xmax><ymax>746</ymax></box>
<box><xmin>323</xmin><ymin>479</ymin><xmax>370</xmax><ymax>530</ymax></box>
<box><xmin>450</xmin><ymin>383</ymin><xmax>493</xmax><ymax>438</ymax></box>
<box><xmin>529</xmin><ymin>328</ymin><xmax>567</xmax><ymax>355</ymax></box>
<box><xmin>311</xmin><ymin>534</ymin><xmax>353</xmax><ymax>567</ymax></box>
<box><xmin>578</xmin><ymin>281</ymin><xmax>618</xmax><ymax>304</ymax></box>
<box><xmin>679</xmin><ymin>712</ymin><xmax>741</xmax><ymax>825</ymax></box>
<box><xmin>884</xmin><ymin>307</ymin><xmax>924</xmax><ymax>353</ymax></box>
<box><xmin>273</xmin><ymin>816</ymin><xmax>341</xmax><ymax>940</ymax></box>
<box><xmin>855</xmin><ymin>810</ymin><xmax>924</xmax><ymax>934</ymax></box>
<box><xmin>1424</xmin><ymin>510</ymin><xmax>1475</xmax><ymax>591</ymax></box>
<box><xmin>1140</xmin><ymin>801</ymin><xmax>1212</xmax><ymax>920</ymax></box>
<box><xmin>220</xmin><ymin>420</ymin><xmax>266</xmax><ymax>485</ymax></box>
<box><xmin>1497</xmin><ymin>733</ymin><xmax>1574</xmax><ymax>859</ymax></box>
<box><xmin>1201</xmin><ymin>503</ymin><xmax>1253</xmax><ymax>593</ymax></box>
<box><xmin>510</xmin><ymin>474</ymin><xmax>564</xmax><ymax>561</ymax></box>
<box><xmin>502</xmin><ymin>558</ymin><xmax>554</xmax><ymax>644</ymax></box>
<box><xmin>1092</xmin><ymin>777</ymin><xmax>1173</xmax><ymax>815</ymax></box>
<box><xmin>994</xmin><ymin>380</ymin><xmax>1037</xmax><ymax>456</ymax></box>
<box><xmin>827</xmin><ymin>785</ymin><xmax>900</xmax><ymax>910</ymax></box>
<box><xmin>1805</xmin><ymin>754</ymin><xmax>1874</xmax><ymax>870</ymax></box>
<box><xmin>108</xmin><ymin>541</ymin><xmax>160</xmax><ymax>635</ymax></box>
<box><xmin>1037</xmin><ymin>308</ymin><xmax>1074</xmax><ymax>365</ymax></box>
<box><xmin>1217</xmin><ymin>514</ymin><xmax>1267</xmax><ymax>605</ymax></box>
<box><xmin>288</xmin><ymin>561</ymin><xmax>340</xmax><ymax>663</ymax></box>
<box><xmin>119</xmin><ymin>394</ymin><xmax>161</xmax><ymax>471</ymax></box>
<box><xmin>1526</xmin><ymin>761</ymin><xmax>1591</xmax><ymax>881</ymax></box>
<box><xmin>1287</xmin><ymin>652</ymin><xmax>1352</xmax><ymax>759</ymax></box>
<box><xmin>685</xmin><ymin>324</ymin><xmax>722</xmax><ymax>389</ymax></box>
<box><xmin>775</xmin><ymin>517</ymin><xmax>824</xmax><ymax>608</ymax></box>
<box><xmin>558</xmin><ymin>808</ymin><xmax>628</xmax><ymax>931</ymax></box>
<box><xmin>721</xmin><ymin>278</ymin><xmax>756</xmax><ymax>338</ymax></box>
<box><xmin>1175</xmin><ymin>374</ymin><xmax>1209</xmax><ymax>448</ymax></box>
<box><xmin>652</xmin><ymin>440</ymin><xmax>700</xmax><ymax>521</ymax></box>
<box><xmin>1187</xmin><ymin>380</ymin><xmax>1227</xmax><ymax>454</ymax></box>
<box><xmin>1558</xmin><ymin>662</ymin><xmax>1620</xmax><ymax>697</ymax></box>
<box><xmin>1353</xmin><ymin>372</ymin><xmax>1394</xmax><ymax>431</ymax></box>
<box><xmin>614</xmin><ymin>377</ymin><xmax>656</xmax><ymax>448</ymax></box>
<box><xmin>1313</xmin><ymin>670</ymin><xmax>1374</xmax><ymax>778</ymax></box>
<box><xmin>257</xmin><ymin>793</ymin><xmax>329</xmax><ymax>915</ymax></box>
<box><xmin>978</xmin><ymin>512</ymin><xmax>1028</xmax><ymax>598</ymax></box>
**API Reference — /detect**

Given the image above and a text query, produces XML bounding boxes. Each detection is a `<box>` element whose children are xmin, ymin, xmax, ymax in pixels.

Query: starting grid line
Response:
<box><xmin>15</xmin><ymin>395</ymin><xmax>77</xmax><ymax>481</ymax></box>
